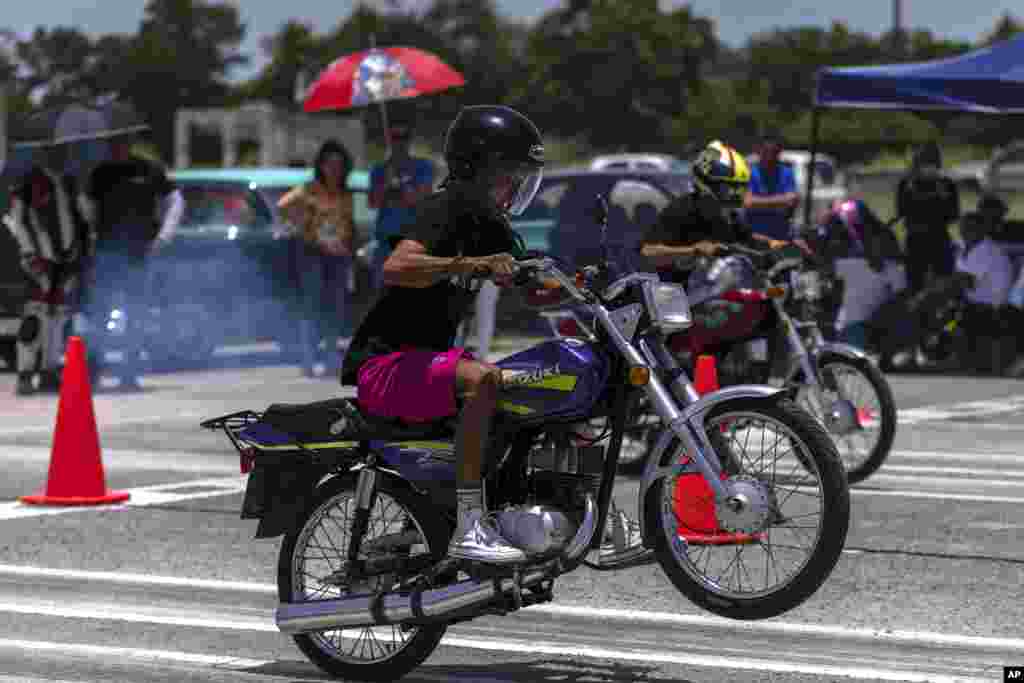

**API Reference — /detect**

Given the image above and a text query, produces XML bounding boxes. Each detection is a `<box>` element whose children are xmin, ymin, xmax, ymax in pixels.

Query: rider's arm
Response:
<box><xmin>383</xmin><ymin>238</ymin><xmax>476</xmax><ymax>288</ymax></box>
<box><xmin>639</xmin><ymin>198</ymin><xmax>707</xmax><ymax>268</ymax></box>
<box><xmin>640</xmin><ymin>241</ymin><xmax>708</xmax><ymax>268</ymax></box>
<box><xmin>744</xmin><ymin>165</ymin><xmax>799</xmax><ymax>210</ymax></box>
<box><xmin>743</xmin><ymin>191</ymin><xmax>799</xmax><ymax>210</ymax></box>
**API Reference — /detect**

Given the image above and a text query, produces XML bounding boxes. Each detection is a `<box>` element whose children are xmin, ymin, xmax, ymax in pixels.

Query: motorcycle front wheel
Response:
<box><xmin>278</xmin><ymin>476</ymin><xmax>450</xmax><ymax>682</ymax></box>
<box><xmin>800</xmin><ymin>353</ymin><xmax>897</xmax><ymax>485</ymax></box>
<box><xmin>647</xmin><ymin>397</ymin><xmax>850</xmax><ymax>620</ymax></box>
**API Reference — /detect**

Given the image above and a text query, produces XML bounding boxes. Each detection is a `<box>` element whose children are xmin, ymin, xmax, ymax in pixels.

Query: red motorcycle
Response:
<box><xmin>547</xmin><ymin>244</ymin><xmax>896</xmax><ymax>484</ymax></box>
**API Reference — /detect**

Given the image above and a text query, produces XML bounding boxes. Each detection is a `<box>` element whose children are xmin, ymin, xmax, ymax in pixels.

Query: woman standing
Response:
<box><xmin>278</xmin><ymin>140</ymin><xmax>355</xmax><ymax>377</ymax></box>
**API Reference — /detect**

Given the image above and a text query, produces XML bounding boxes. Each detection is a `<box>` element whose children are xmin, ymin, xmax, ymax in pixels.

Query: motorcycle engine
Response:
<box><xmin>496</xmin><ymin>504</ymin><xmax>577</xmax><ymax>555</ymax></box>
<box><xmin>506</xmin><ymin>426</ymin><xmax>603</xmax><ymax>555</ymax></box>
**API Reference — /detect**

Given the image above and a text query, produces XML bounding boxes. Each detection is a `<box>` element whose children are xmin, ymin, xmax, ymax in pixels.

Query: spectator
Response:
<box><xmin>955</xmin><ymin>211</ymin><xmax>1015</xmax><ymax>373</ymax></box>
<box><xmin>78</xmin><ymin>137</ymin><xmax>183</xmax><ymax>390</ymax></box>
<box><xmin>368</xmin><ymin>119</ymin><xmax>435</xmax><ymax>293</ymax></box>
<box><xmin>743</xmin><ymin>129</ymin><xmax>800</xmax><ymax>242</ymax></box>
<box><xmin>895</xmin><ymin>141</ymin><xmax>960</xmax><ymax>294</ymax></box>
<box><xmin>822</xmin><ymin>199</ymin><xmax>908</xmax><ymax>351</ymax></box>
<box><xmin>3</xmin><ymin>164</ymin><xmax>90</xmax><ymax>395</ymax></box>
<box><xmin>956</xmin><ymin>212</ymin><xmax>1013</xmax><ymax>307</ymax></box>
<box><xmin>278</xmin><ymin>139</ymin><xmax>356</xmax><ymax>378</ymax></box>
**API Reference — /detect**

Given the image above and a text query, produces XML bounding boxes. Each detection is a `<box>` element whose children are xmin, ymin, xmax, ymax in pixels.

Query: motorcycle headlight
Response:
<box><xmin>642</xmin><ymin>281</ymin><xmax>692</xmax><ymax>332</ymax></box>
<box><xmin>793</xmin><ymin>270</ymin><xmax>822</xmax><ymax>301</ymax></box>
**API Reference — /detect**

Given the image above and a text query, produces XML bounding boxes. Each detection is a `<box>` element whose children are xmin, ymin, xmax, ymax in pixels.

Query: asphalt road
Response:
<box><xmin>0</xmin><ymin>348</ymin><xmax>1023</xmax><ymax>683</ymax></box>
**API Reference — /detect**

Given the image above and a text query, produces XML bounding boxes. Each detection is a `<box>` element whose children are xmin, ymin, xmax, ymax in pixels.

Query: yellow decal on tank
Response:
<box><xmin>240</xmin><ymin>440</ymin><xmax>359</xmax><ymax>451</ymax></box>
<box><xmin>498</xmin><ymin>401</ymin><xmax>536</xmax><ymax>415</ymax></box>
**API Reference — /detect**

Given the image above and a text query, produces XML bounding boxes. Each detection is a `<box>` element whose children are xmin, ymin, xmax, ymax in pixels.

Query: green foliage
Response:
<box><xmin>4</xmin><ymin>2</ymin><xmax>1024</xmax><ymax>165</ymax></box>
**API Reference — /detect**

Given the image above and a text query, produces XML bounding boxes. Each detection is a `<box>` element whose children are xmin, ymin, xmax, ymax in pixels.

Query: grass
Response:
<box><xmin>851</xmin><ymin>145</ymin><xmax>994</xmax><ymax>173</ymax></box>
<box><xmin>858</xmin><ymin>187</ymin><xmax>1024</xmax><ymax>244</ymax></box>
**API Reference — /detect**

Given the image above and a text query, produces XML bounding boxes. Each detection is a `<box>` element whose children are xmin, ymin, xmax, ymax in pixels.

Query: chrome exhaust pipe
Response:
<box><xmin>277</xmin><ymin>567</ymin><xmax>551</xmax><ymax>634</ymax></box>
<box><xmin>276</xmin><ymin>493</ymin><xmax>597</xmax><ymax>635</ymax></box>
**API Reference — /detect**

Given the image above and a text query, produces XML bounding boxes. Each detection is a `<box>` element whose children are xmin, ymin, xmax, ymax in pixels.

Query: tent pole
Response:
<box><xmin>803</xmin><ymin>106</ymin><xmax>821</xmax><ymax>230</ymax></box>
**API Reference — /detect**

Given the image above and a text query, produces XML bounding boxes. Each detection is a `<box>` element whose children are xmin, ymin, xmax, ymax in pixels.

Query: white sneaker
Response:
<box><xmin>448</xmin><ymin>508</ymin><xmax>526</xmax><ymax>565</ymax></box>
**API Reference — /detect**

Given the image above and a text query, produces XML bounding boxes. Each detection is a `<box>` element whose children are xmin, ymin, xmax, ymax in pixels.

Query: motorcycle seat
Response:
<box><xmin>261</xmin><ymin>398</ymin><xmax>455</xmax><ymax>443</ymax></box>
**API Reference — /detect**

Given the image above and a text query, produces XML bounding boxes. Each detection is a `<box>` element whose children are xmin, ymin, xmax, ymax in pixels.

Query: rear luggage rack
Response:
<box><xmin>200</xmin><ymin>410</ymin><xmax>263</xmax><ymax>456</ymax></box>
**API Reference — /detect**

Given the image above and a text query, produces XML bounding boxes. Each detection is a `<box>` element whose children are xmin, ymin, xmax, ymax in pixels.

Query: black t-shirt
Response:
<box><xmin>641</xmin><ymin>193</ymin><xmax>754</xmax><ymax>282</ymax></box>
<box><xmin>896</xmin><ymin>174</ymin><xmax>959</xmax><ymax>235</ymax></box>
<box><xmin>87</xmin><ymin>157</ymin><xmax>173</xmax><ymax>245</ymax></box>
<box><xmin>341</xmin><ymin>189</ymin><xmax>524</xmax><ymax>385</ymax></box>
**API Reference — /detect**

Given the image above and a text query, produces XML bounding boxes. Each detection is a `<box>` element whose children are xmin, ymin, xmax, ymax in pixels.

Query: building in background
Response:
<box><xmin>174</xmin><ymin>101</ymin><xmax>365</xmax><ymax>170</ymax></box>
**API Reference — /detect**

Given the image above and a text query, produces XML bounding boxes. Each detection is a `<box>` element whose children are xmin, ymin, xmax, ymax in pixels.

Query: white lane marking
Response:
<box><xmin>0</xmin><ymin>638</ymin><xmax>269</xmax><ymax>670</ymax></box>
<box><xmin>0</xmin><ymin>412</ymin><xmax>204</xmax><ymax>436</ymax></box>
<box><xmin>860</xmin><ymin>474</ymin><xmax>1024</xmax><ymax>488</ymax></box>
<box><xmin>1</xmin><ymin>564</ymin><xmax>1022</xmax><ymax>655</ymax></box>
<box><xmin>849</xmin><ymin>488</ymin><xmax>1024</xmax><ymax>504</ymax></box>
<box><xmin>0</xmin><ymin>613</ymin><xmax>991</xmax><ymax>683</ymax></box>
<box><xmin>437</xmin><ymin>635</ymin><xmax>987</xmax><ymax>683</ymax></box>
<box><xmin>0</xmin><ymin>476</ymin><xmax>245</xmax><ymax>520</ymax></box>
<box><xmin>2</xmin><ymin>446</ymin><xmax>240</xmax><ymax>475</ymax></box>
<box><xmin>898</xmin><ymin>394</ymin><xmax>1024</xmax><ymax>425</ymax></box>
<box><xmin>879</xmin><ymin>464</ymin><xmax>1024</xmax><ymax>478</ymax></box>
<box><xmin>890</xmin><ymin>450</ymin><xmax>1024</xmax><ymax>464</ymax></box>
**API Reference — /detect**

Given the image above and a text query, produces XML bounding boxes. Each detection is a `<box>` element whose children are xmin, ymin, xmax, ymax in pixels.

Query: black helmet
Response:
<box><xmin>444</xmin><ymin>105</ymin><xmax>545</xmax><ymax>216</ymax></box>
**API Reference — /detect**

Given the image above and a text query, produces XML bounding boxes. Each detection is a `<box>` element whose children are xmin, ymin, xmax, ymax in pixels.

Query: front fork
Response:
<box><xmin>773</xmin><ymin>300</ymin><xmax>827</xmax><ymax>414</ymax></box>
<box><xmin>636</xmin><ymin>333</ymin><xmax>726</xmax><ymax>495</ymax></box>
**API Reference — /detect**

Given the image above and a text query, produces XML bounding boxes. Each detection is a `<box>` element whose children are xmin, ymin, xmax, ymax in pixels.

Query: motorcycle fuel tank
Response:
<box><xmin>495</xmin><ymin>339</ymin><xmax>611</xmax><ymax>423</ymax></box>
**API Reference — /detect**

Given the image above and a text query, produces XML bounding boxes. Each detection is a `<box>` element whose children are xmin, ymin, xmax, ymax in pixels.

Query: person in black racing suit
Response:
<box><xmin>340</xmin><ymin>105</ymin><xmax>548</xmax><ymax>566</ymax></box>
<box><xmin>640</xmin><ymin>140</ymin><xmax>790</xmax><ymax>281</ymax></box>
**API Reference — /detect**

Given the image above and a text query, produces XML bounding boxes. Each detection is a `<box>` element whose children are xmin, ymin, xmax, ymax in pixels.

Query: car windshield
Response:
<box><xmin>178</xmin><ymin>185</ymin><xmax>271</xmax><ymax>230</ymax></box>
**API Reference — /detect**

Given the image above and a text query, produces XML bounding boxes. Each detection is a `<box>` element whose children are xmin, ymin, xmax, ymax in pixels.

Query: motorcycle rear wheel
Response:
<box><xmin>278</xmin><ymin>476</ymin><xmax>450</xmax><ymax>682</ymax></box>
<box><xmin>648</xmin><ymin>397</ymin><xmax>850</xmax><ymax>620</ymax></box>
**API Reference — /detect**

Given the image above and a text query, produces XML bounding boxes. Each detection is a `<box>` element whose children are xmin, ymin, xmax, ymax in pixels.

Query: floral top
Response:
<box><xmin>278</xmin><ymin>181</ymin><xmax>354</xmax><ymax>249</ymax></box>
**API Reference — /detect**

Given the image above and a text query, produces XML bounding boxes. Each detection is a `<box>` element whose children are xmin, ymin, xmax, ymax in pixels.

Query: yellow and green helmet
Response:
<box><xmin>693</xmin><ymin>140</ymin><xmax>751</xmax><ymax>207</ymax></box>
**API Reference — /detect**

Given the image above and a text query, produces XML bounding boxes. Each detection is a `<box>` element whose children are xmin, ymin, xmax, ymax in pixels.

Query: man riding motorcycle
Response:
<box><xmin>340</xmin><ymin>105</ymin><xmax>548</xmax><ymax>566</ymax></box>
<box><xmin>640</xmin><ymin>140</ymin><xmax>790</xmax><ymax>279</ymax></box>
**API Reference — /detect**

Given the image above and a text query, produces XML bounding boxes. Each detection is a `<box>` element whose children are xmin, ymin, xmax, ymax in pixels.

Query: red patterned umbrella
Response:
<box><xmin>303</xmin><ymin>47</ymin><xmax>465</xmax><ymax>113</ymax></box>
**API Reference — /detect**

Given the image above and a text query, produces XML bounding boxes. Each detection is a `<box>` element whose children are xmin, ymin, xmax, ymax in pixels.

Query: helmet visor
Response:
<box><xmin>505</xmin><ymin>166</ymin><xmax>543</xmax><ymax>216</ymax></box>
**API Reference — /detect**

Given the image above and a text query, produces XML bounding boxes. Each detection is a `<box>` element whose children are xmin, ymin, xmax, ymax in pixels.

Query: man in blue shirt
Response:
<box><xmin>743</xmin><ymin>130</ymin><xmax>800</xmax><ymax>241</ymax></box>
<box><xmin>368</xmin><ymin>120</ymin><xmax>435</xmax><ymax>293</ymax></box>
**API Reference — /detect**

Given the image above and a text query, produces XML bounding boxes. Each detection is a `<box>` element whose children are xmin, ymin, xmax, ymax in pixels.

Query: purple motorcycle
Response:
<box><xmin>202</xmin><ymin>204</ymin><xmax>849</xmax><ymax>682</ymax></box>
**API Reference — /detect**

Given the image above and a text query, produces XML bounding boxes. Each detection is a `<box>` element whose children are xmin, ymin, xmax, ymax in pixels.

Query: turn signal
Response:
<box><xmin>766</xmin><ymin>285</ymin><xmax>787</xmax><ymax>299</ymax></box>
<box><xmin>575</xmin><ymin>271</ymin><xmax>586</xmax><ymax>288</ymax></box>
<box><xmin>628</xmin><ymin>366</ymin><xmax>651</xmax><ymax>386</ymax></box>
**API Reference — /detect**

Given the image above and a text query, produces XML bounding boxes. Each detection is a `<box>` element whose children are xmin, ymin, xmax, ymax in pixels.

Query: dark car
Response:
<box><xmin>147</xmin><ymin>168</ymin><xmax>378</xmax><ymax>363</ymax></box>
<box><xmin>491</xmin><ymin>168</ymin><xmax>690</xmax><ymax>333</ymax></box>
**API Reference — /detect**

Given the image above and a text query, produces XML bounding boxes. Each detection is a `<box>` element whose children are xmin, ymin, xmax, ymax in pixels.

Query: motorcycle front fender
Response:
<box><xmin>813</xmin><ymin>341</ymin><xmax>871</xmax><ymax>363</ymax></box>
<box><xmin>636</xmin><ymin>384</ymin><xmax>794</xmax><ymax>545</ymax></box>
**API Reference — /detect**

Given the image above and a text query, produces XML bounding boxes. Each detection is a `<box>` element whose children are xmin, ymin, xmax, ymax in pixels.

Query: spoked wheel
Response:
<box><xmin>278</xmin><ymin>476</ymin><xmax>451</xmax><ymax>682</ymax></box>
<box><xmin>649</xmin><ymin>397</ymin><xmax>849</xmax><ymax>620</ymax></box>
<box><xmin>797</xmin><ymin>353</ymin><xmax>897</xmax><ymax>484</ymax></box>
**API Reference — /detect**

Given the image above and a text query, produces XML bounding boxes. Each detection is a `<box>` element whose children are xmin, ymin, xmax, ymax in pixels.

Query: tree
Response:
<box><xmin>117</xmin><ymin>0</ymin><xmax>249</xmax><ymax>158</ymax></box>
<box><xmin>13</xmin><ymin>27</ymin><xmax>96</xmax><ymax>104</ymax></box>
<box><xmin>744</xmin><ymin>23</ymin><xmax>881</xmax><ymax>119</ymax></box>
<box><xmin>980</xmin><ymin>13</ymin><xmax>1024</xmax><ymax>46</ymax></box>
<box><xmin>517</xmin><ymin>0</ymin><xmax>717</xmax><ymax>149</ymax></box>
<box><xmin>241</xmin><ymin>20</ymin><xmax>319</xmax><ymax>108</ymax></box>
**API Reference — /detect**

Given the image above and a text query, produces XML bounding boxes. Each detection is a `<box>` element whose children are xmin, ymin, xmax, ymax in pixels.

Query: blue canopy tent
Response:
<box><xmin>804</xmin><ymin>34</ymin><xmax>1024</xmax><ymax>226</ymax></box>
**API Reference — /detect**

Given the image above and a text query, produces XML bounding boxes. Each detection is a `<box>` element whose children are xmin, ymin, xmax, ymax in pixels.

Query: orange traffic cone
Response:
<box><xmin>19</xmin><ymin>337</ymin><xmax>130</xmax><ymax>506</ymax></box>
<box><xmin>673</xmin><ymin>354</ymin><xmax>762</xmax><ymax>545</ymax></box>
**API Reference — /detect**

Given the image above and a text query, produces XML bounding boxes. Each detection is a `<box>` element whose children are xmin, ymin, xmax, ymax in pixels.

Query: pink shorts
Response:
<box><xmin>357</xmin><ymin>347</ymin><xmax>473</xmax><ymax>423</ymax></box>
